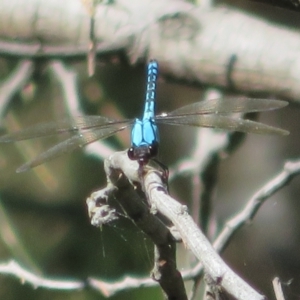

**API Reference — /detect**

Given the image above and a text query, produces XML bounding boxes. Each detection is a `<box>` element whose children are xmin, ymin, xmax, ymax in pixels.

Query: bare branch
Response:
<box><xmin>180</xmin><ymin>158</ymin><xmax>300</xmax><ymax>293</ymax></box>
<box><xmin>48</xmin><ymin>60</ymin><xmax>83</xmax><ymax>116</ymax></box>
<box><xmin>92</xmin><ymin>151</ymin><xmax>266</xmax><ymax>300</ymax></box>
<box><xmin>87</xmin><ymin>153</ymin><xmax>187</xmax><ymax>300</ymax></box>
<box><xmin>143</xmin><ymin>172</ymin><xmax>264</xmax><ymax>300</ymax></box>
<box><xmin>0</xmin><ymin>260</ymin><xmax>84</xmax><ymax>290</ymax></box>
<box><xmin>88</xmin><ymin>275</ymin><xmax>156</xmax><ymax>297</ymax></box>
<box><xmin>0</xmin><ymin>60</ymin><xmax>34</xmax><ymax>119</ymax></box>
<box><xmin>213</xmin><ymin>159</ymin><xmax>300</xmax><ymax>253</ymax></box>
<box><xmin>3</xmin><ymin>153</ymin><xmax>295</xmax><ymax>298</ymax></box>
<box><xmin>272</xmin><ymin>277</ymin><xmax>286</xmax><ymax>300</ymax></box>
<box><xmin>1</xmin><ymin>1</ymin><xmax>300</xmax><ymax>100</ymax></box>
<box><xmin>185</xmin><ymin>159</ymin><xmax>300</xmax><ymax>280</ymax></box>
<box><xmin>169</xmin><ymin>89</ymin><xmax>247</xmax><ymax>232</ymax></box>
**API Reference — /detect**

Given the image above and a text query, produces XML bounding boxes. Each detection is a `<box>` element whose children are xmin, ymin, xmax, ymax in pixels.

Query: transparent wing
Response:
<box><xmin>0</xmin><ymin>116</ymin><xmax>130</xmax><ymax>142</ymax></box>
<box><xmin>159</xmin><ymin>98</ymin><xmax>288</xmax><ymax>117</ymax></box>
<box><xmin>156</xmin><ymin>114</ymin><xmax>289</xmax><ymax>136</ymax></box>
<box><xmin>16</xmin><ymin>124</ymin><xmax>131</xmax><ymax>173</ymax></box>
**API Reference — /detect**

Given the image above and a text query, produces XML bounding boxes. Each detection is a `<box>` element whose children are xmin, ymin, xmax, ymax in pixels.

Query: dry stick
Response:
<box><xmin>2</xmin><ymin>0</ymin><xmax>300</xmax><ymax>101</ymax></box>
<box><xmin>272</xmin><ymin>277</ymin><xmax>286</xmax><ymax>300</ymax></box>
<box><xmin>213</xmin><ymin>160</ymin><xmax>300</xmax><ymax>253</ymax></box>
<box><xmin>169</xmin><ymin>87</ymin><xmax>248</xmax><ymax>299</ymax></box>
<box><xmin>169</xmin><ymin>89</ymin><xmax>245</xmax><ymax>231</ymax></box>
<box><xmin>181</xmin><ymin>159</ymin><xmax>300</xmax><ymax>296</ymax></box>
<box><xmin>0</xmin><ymin>60</ymin><xmax>34</xmax><ymax>118</ymax></box>
<box><xmin>87</xmin><ymin>158</ymin><xmax>300</xmax><ymax>298</ymax></box>
<box><xmin>96</xmin><ymin>151</ymin><xmax>265</xmax><ymax>300</ymax></box>
<box><xmin>144</xmin><ymin>173</ymin><xmax>263</xmax><ymax>300</ymax></box>
<box><xmin>0</xmin><ymin>260</ymin><xmax>84</xmax><ymax>290</ymax></box>
<box><xmin>88</xmin><ymin>153</ymin><xmax>188</xmax><ymax>300</ymax></box>
<box><xmin>169</xmin><ymin>127</ymin><xmax>234</xmax><ymax>300</ymax></box>
<box><xmin>188</xmin><ymin>130</ymin><xmax>229</xmax><ymax>300</ymax></box>
<box><xmin>88</xmin><ymin>275</ymin><xmax>156</xmax><ymax>297</ymax></box>
<box><xmin>48</xmin><ymin>60</ymin><xmax>83</xmax><ymax>116</ymax></box>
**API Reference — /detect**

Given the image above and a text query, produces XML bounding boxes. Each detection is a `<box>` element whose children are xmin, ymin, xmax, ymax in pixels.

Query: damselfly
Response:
<box><xmin>0</xmin><ymin>60</ymin><xmax>289</xmax><ymax>173</ymax></box>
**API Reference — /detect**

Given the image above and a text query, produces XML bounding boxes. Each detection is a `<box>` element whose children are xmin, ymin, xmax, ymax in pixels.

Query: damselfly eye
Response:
<box><xmin>148</xmin><ymin>144</ymin><xmax>158</xmax><ymax>158</ymax></box>
<box><xmin>127</xmin><ymin>147</ymin><xmax>135</xmax><ymax>160</ymax></box>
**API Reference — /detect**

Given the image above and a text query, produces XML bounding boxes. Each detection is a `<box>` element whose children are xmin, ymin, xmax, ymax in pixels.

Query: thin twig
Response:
<box><xmin>88</xmin><ymin>153</ymin><xmax>187</xmax><ymax>299</ymax></box>
<box><xmin>0</xmin><ymin>260</ymin><xmax>84</xmax><ymax>290</ymax></box>
<box><xmin>182</xmin><ymin>159</ymin><xmax>300</xmax><ymax>286</ymax></box>
<box><xmin>272</xmin><ymin>277</ymin><xmax>286</xmax><ymax>300</ymax></box>
<box><xmin>88</xmin><ymin>275</ymin><xmax>156</xmax><ymax>296</ymax></box>
<box><xmin>213</xmin><ymin>159</ymin><xmax>300</xmax><ymax>253</ymax></box>
<box><xmin>48</xmin><ymin>60</ymin><xmax>83</xmax><ymax>116</ymax></box>
<box><xmin>0</xmin><ymin>60</ymin><xmax>34</xmax><ymax>119</ymax></box>
<box><xmin>169</xmin><ymin>90</ymin><xmax>246</xmax><ymax>231</ymax></box>
<box><xmin>100</xmin><ymin>151</ymin><xmax>265</xmax><ymax>300</ymax></box>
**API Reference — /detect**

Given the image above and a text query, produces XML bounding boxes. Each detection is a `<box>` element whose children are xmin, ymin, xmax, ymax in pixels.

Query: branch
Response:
<box><xmin>1</xmin><ymin>0</ymin><xmax>300</xmax><ymax>101</ymax></box>
<box><xmin>0</xmin><ymin>260</ymin><xmax>84</xmax><ymax>290</ymax></box>
<box><xmin>272</xmin><ymin>277</ymin><xmax>286</xmax><ymax>300</ymax></box>
<box><xmin>1</xmin><ymin>157</ymin><xmax>297</xmax><ymax>298</ymax></box>
<box><xmin>169</xmin><ymin>89</ymin><xmax>247</xmax><ymax>231</ymax></box>
<box><xmin>213</xmin><ymin>159</ymin><xmax>300</xmax><ymax>253</ymax></box>
<box><xmin>87</xmin><ymin>153</ymin><xmax>187</xmax><ymax>300</ymax></box>
<box><xmin>0</xmin><ymin>60</ymin><xmax>34</xmax><ymax>119</ymax></box>
<box><xmin>88</xmin><ymin>151</ymin><xmax>266</xmax><ymax>300</ymax></box>
<box><xmin>143</xmin><ymin>170</ymin><xmax>263</xmax><ymax>300</ymax></box>
<box><xmin>179</xmin><ymin>158</ymin><xmax>300</xmax><ymax>290</ymax></box>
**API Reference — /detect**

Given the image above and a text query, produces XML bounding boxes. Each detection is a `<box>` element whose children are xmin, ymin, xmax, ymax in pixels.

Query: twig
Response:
<box><xmin>169</xmin><ymin>89</ymin><xmax>246</xmax><ymax>232</ymax></box>
<box><xmin>272</xmin><ymin>277</ymin><xmax>286</xmax><ymax>300</ymax></box>
<box><xmin>180</xmin><ymin>159</ymin><xmax>300</xmax><ymax>290</ymax></box>
<box><xmin>88</xmin><ymin>275</ymin><xmax>156</xmax><ymax>296</ymax></box>
<box><xmin>48</xmin><ymin>60</ymin><xmax>83</xmax><ymax>116</ymax></box>
<box><xmin>95</xmin><ymin>151</ymin><xmax>265</xmax><ymax>300</ymax></box>
<box><xmin>0</xmin><ymin>260</ymin><xmax>84</xmax><ymax>290</ymax></box>
<box><xmin>88</xmin><ymin>152</ymin><xmax>187</xmax><ymax>299</ymax></box>
<box><xmin>0</xmin><ymin>60</ymin><xmax>34</xmax><ymax>119</ymax></box>
<box><xmin>213</xmin><ymin>159</ymin><xmax>300</xmax><ymax>253</ymax></box>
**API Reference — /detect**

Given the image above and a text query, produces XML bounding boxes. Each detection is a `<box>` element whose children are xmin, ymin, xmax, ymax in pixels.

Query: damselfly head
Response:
<box><xmin>127</xmin><ymin>143</ymin><xmax>159</xmax><ymax>166</ymax></box>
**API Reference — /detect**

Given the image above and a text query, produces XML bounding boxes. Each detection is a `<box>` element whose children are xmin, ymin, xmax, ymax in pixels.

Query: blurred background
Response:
<box><xmin>0</xmin><ymin>0</ymin><xmax>300</xmax><ymax>299</ymax></box>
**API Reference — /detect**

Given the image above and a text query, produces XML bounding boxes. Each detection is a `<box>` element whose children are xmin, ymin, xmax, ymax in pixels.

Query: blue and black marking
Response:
<box><xmin>127</xmin><ymin>60</ymin><xmax>159</xmax><ymax>165</ymax></box>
